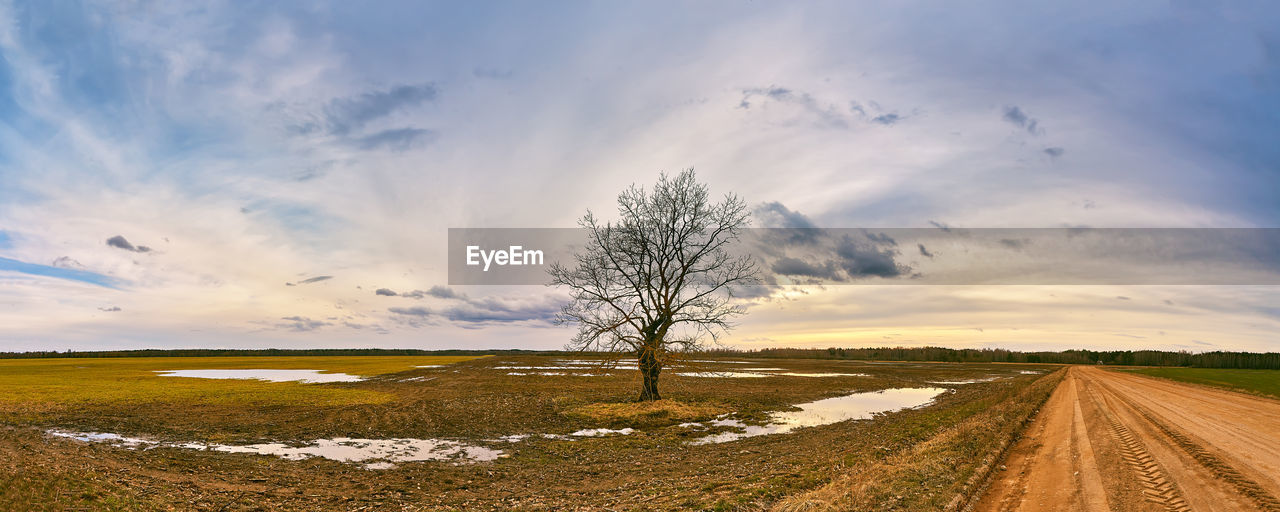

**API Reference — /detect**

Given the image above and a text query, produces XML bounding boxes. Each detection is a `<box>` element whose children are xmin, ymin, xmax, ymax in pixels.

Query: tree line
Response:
<box><xmin>707</xmin><ymin>346</ymin><xmax>1280</xmax><ymax>369</ymax></box>
<box><xmin>3</xmin><ymin>346</ymin><xmax>1277</xmax><ymax>369</ymax></box>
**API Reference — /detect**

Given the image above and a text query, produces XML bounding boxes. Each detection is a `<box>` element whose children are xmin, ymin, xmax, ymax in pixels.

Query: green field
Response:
<box><xmin>1123</xmin><ymin>367</ymin><xmax>1280</xmax><ymax>399</ymax></box>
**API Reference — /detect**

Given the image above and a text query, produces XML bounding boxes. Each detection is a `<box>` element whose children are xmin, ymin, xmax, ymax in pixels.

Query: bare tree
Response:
<box><xmin>548</xmin><ymin>169</ymin><xmax>759</xmax><ymax>401</ymax></box>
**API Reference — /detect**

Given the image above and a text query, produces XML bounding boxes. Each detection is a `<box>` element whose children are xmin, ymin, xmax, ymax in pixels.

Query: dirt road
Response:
<box><xmin>975</xmin><ymin>366</ymin><xmax>1280</xmax><ymax>512</ymax></box>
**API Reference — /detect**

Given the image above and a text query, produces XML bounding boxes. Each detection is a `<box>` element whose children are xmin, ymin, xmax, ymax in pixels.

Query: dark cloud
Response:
<box><xmin>324</xmin><ymin>84</ymin><xmax>437</xmax><ymax>135</ymax></box>
<box><xmin>998</xmin><ymin>238</ymin><xmax>1028</xmax><ymax>250</ymax></box>
<box><xmin>106</xmin><ymin>235</ymin><xmax>151</xmax><ymax>253</ymax></box>
<box><xmin>387</xmin><ymin>288</ymin><xmax>562</xmax><ymax>326</ymax></box>
<box><xmin>928</xmin><ymin>220</ymin><xmax>952</xmax><ymax>232</ymax></box>
<box><xmin>1116</xmin><ymin>296</ymin><xmax>1131</xmax><ymax>300</ymax></box>
<box><xmin>425</xmin><ymin>285</ymin><xmax>461</xmax><ymax>299</ymax></box>
<box><xmin>1002</xmin><ymin>105</ymin><xmax>1042</xmax><ymax>135</ymax></box>
<box><xmin>354</xmin><ymin>128</ymin><xmax>437</xmax><ymax>151</ymax></box>
<box><xmin>1043</xmin><ymin>147</ymin><xmax>1065</xmax><ymax>158</ymax></box>
<box><xmin>918</xmin><ymin>243</ymin><xmax>934</xmax><ymax>258</ymax></box>
<box><xmin>52</xmin><ymin>256</ymin><xmax>84</xmax><ymax>268</ymax></box>
<box><xmin>753</xmin><ymin>202</ymin><xmax>822</xmax><ymax>246</ymax></box>
<box><xmin>295</xmin><ymin>276</ymin><xmax>332</xmax><ymax>285</ymax></box>
<box><xmin>770</xmin><ymin>257</ymin><xmax>840</xmax><ymax>280</ymax></box>
<box><xmin>1164</xmin><ymin>299</ymin><xmax>1175</xmax><ymax>306</ymax></box>
<box><xmin>738</xmin><ymin>86</ymin><xmax>793</xmax><ymax>108</ymax></box>
<box><xmin>871</xmin><ymin>113</ymin><xmax>902</xmax><ymax>125</ymax></box>
<box><xmin>834</xmin><ymin>233</ymin><xmax>906</xmax><ymax>278</ymax></box>
<box><xmin>98</xmin><ymin>306</ymin><xmax>121</xmax><ymax>312</ymax></box>
<box><xmin>388</xmin><ymin>306</ymin><xmax>431</xmax><ymax>317</ymax></box>
<box><xmin>375</xmin><ymin>288</ymin><xmax>398</xmax><ymax>296</ymax></box>
<box><xmin>278</xmin><ymin>316</ymin><xmax>332</xmax><ymax>332</ymax></box>
<box><xmin>865</xmin><ymin>231</ymin><xmax>897</xmax><ymax>246</ymax></box>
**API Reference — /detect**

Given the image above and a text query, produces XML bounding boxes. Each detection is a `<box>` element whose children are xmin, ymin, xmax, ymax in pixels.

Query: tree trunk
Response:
<box><xmin>638</xmin><ymin>345</ymin><xmax>661</xmax><ymax>401</ymax></box>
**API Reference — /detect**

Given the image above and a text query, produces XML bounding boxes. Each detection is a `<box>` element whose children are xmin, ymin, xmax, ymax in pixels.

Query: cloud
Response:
<box><xmin>324</xmin><ymin>84</ymin><xmax>438</xmax><ymax>135</ymax></box>
<box><xmin>834</xmin><ymin>233</ymin><xmax>906</xmax><ymax>278</ymax></box>
<box><xmin>871</xmin><ymin>113</ymin><xmax>902</xmax><ymax>125</ymax></box>
<box><xmin>278</xmin><ymin>316</ymin><xmax>332</xmax><ymax>332</ymax></box>
<box><xmin>354</xmin><ymin>128</ymin><xmax>437</xmax><ymax>151</ymax></box>
<box><xmin>1116</xmin><ymin>296</ymin><xmax>1131</xmax><ymax>300</ymax></box>
<box><xmin>998</xmin><ymin>238</ymin><xmax>1028</xmax><ymax>250</ymax></box>
<box><xmin>387</xmin><ymin>287</ymin><xmax>561</xmax><ymax>326</ymax></box>
<box><xmin>928</xmin><ymin>221</ymin><xmax>952</xmax><ymax>232</ymax></box>
<box><xmin>375</xmin><ymin>288</ymin><xmax>398</xmax><ymax>296</ymax></box>
<box><xmin>1043</xmin><ymin>147</ymin><xmax>1065</xmax><ymax>158</ymax></box>
<box><xmin>770</xmin><ymin>257</ymin><xmax>840</xmax><ymax>280</ymax></box>
<box><xmin>1002</xmin><ymin>105</ymin><xmax>1042</xmax><ymax>135</ymax></box>
<box><xmin>98</xmin><ymin>306</ymin><xmax>121</xmax><ymax>312</ymax></box>
<box><xmin>51</xmin><ymin>256</ymin><xmax>85</xmax><ymax>269</ymax></box>
<box><xmin>106</xmin><ymin>235</ymin><xmax>151</xmax><ymax>253</ymax></box>
<box><xmin>294</xmin><ymin>276</ymin><xmax>332</xmax><ymax>285</ymax></box>
<box><xmin>388</xmin><ymin>306</ymin><xmax>431</xmax><ymax>317</ymax></box>
<box><xmin>918</xmin><ymin>243</ymin><xmax>934</xmax><ymax>258</ymax></box>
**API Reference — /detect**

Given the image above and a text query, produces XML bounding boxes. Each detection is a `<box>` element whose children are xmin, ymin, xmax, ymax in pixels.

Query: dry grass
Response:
<box><xmin>564</xmin><ymin>399</ymin><xmax>730</xmax><ymax>428</ymax></box>
<box><xmin>1</xmin><ymin>355</ymin><xmax>1061</xmax><ymax>511</ymax></box>
<box><xmin>771</xmin><ymin>369</ymin><xmax>1064</xmax><ymax>511</ymax></box>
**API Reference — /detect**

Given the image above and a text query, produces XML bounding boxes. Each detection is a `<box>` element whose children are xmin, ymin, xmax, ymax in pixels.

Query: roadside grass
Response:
<box><xmin>770</xmin><ymin>369</ymin><xmax>1064</xmax><ymax>511</ymax></box>
<box><xmin>1120</xmin><ymin>367</ymin><xmax>1280</xmax><ymax>399</ymax></box>
<box><xmin>0</xmin><ymin>355</ymin><xmax>484</xmax><ymax>410</ymax></box>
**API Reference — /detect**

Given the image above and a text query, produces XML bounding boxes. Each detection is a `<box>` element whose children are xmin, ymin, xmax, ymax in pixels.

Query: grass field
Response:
<box><xmin>1</xmin><ymin>355</ymin><xmax>1061</xmax><ymax>511</ymax></box>
<box><xmin>1120</xmin><ymin>367</ymin><xmax>1280</xmax><ymax>399</ymax></box>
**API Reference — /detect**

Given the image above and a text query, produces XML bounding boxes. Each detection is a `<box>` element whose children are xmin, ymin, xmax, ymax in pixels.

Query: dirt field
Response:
<box><xmin>0</xmin><ymin>355</ymin><xmax>1060</xmax><ymax>511</ymax></box>
<box><xmin>976</xmin><ymin>366</ymin><xmax>1280</xmax><ymax>512</ymax></box>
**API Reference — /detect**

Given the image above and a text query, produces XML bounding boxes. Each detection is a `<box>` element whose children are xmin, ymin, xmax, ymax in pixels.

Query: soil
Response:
<box><xmin>975</xmin><ymin>366</ymin><xmax>1280</xmax><ymax>512</ymax></box>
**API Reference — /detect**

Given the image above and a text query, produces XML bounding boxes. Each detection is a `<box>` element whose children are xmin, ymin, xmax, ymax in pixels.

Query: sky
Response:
<box><xmin>0</xmin><ymin>0</ymin><xmax>1278</xmax><ymax>353</ymax></box>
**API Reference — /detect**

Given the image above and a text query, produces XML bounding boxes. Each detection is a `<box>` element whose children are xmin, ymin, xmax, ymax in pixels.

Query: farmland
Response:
<box><xmin>1</xmin><ymin>355</ymin><xmax>1058</xmax><ymax>511</ymax></box>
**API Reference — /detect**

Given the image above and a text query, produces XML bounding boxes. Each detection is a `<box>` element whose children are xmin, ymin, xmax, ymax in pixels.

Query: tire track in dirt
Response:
<box><xmin>1089</xmin><ymin>375</ymin><xmax>1280</xmax><ymax>511</ymax></box>
<box><xmin>1086</xmin><ymin>386</ymin><xmax>1189</xmax><ymax>511</ymax></box>
<box><xmin>976</xmin><ymin>366</ymin><xmax>1280</xmax><ymax>512</ymax></box>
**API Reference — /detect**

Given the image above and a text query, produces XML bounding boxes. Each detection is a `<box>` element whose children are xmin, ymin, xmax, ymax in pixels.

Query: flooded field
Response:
<box><xmin>0</xmin><ymin>355</ymin><xmax>1060</xmax><ymax>511</ymax></box>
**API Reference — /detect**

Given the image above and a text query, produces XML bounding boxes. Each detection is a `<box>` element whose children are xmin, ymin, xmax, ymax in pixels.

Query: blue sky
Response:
<box><xmin>0</xmin><ymin>1</ymin><xmax>1277</xmax><ymax>352</ymax></box>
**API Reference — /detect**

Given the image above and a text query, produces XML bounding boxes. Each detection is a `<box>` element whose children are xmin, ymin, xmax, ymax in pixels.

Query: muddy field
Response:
<box><xmin>976</xmin><ymin>366</ymin><xmax>1280</xmax><ymax>512</ymax></box>
<box><xmin>0</xmin><ymin>355</ymin><xmax>1059</xmax><ymax>511</ymax></box>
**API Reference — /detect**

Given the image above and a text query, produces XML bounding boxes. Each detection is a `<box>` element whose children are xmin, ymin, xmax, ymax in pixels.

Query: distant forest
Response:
<box><xmin>720</xmin><ymin>347</ymin><xmax>1280</xmax><ymax>369</ymax></box>
<box><xmin>2</xmin><ymin>346</ymin><xmax>1277</xmax><ymax>369</ymax></box>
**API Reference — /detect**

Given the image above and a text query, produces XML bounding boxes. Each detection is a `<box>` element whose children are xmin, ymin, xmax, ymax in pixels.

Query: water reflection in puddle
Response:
<box><xmin>686</xmin><ymin>387</ymin><xmax>947</xmax><ymax>444</ymax></box>
<box><xmin>154</xmin><ymin>369</ymin><xmax>364</xmax><ymax>383</ymax></box>
<box><xmin>47</xmin><ymin>430</ymin><xmax>502</xmax><ymax>469</ymax></box>
<box><xmin>929</xmin><ymin>377</ymin><xmax>1002</xmax><ymax>385</ymax></box>
<box><xmin>675</xmin><ymin>372</ymin><xmax>770</xmax><ymax>378</ymax></box>
<box><xmin>772</xmin><ymin>372</ymin><xmax>870</xmax><ymax>378</ymax></box>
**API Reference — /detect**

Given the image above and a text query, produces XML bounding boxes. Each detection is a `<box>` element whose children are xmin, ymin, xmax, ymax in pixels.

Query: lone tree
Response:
<box><xmin>549</xmin><ymin>169</ymin><xmax>759</xmax><ymax>401</ymax></box>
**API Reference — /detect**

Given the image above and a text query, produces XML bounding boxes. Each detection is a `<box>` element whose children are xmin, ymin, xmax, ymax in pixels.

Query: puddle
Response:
<box><xmin>771</xmin><ymin>372</ymin><xmax>870</xmax><ymax>378</ymax></box>
<box><xmin>506</xmin><ymin>372</ymin><xmax>610</xmax><ymax>376</ymax></box>
<box><xmin>674</xmin><ymin>372</ymin><xmax>769</xmax><ymax>378</ymax></box>
<box><xmin>154</xmin><ymin>369</ymin><xmax>364</xmax><ymax>384</ymax></box>
<box><xmin>47</xmin><ymin>430</ymin><xmax>502</xmax><ymax>469</ymax></box>
<box><xmin>567</xmin><ymin>428</ymin><xmax>635</xmax><ymax>437</ymax></box>
<box><xmin>687</xmin><ymin>387</ymin><xmax>947</xmax><ymax>444</ymax></box>
<box><xmin>930</xmin><ymin>377</ymin><xmax>1002</xmax><ymax>385</ymax></box>
<box><xmin>1017</xmin><ymin>370</ymin><xmax>1044</xmax><ymax>375</ymax></box>
<box><xmin>738</xmin><ymin>367</ymin><xmax>787</xmax><ymax>371</ymax></box>
<box><xmin>414</xmin><ymin>365</ymin><xmax>444</xmax><ymax>368</ymax></box>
